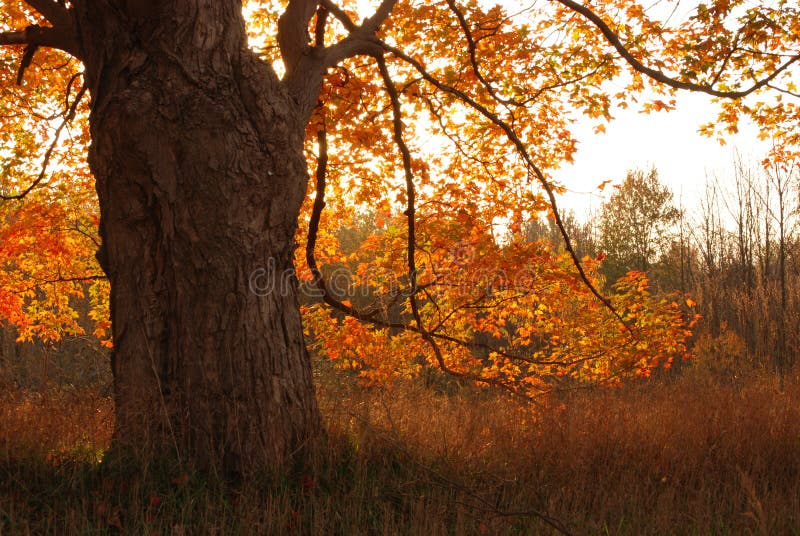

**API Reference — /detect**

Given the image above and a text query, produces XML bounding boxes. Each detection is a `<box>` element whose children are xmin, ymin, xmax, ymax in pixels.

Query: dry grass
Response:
<box><xmin>2</xmin><ymin>368</ymin><xmax>800</xmax><ymax>534</ymax></box>
<box><xmin>0</xmin><ymin>387</ymin><xmax>113</xmax><ymax>461</ymax></box>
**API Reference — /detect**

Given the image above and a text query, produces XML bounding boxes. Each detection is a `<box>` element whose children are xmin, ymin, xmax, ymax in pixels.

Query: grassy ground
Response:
<box><xmin>2</xmin><ymin>367</ymin><xmax>800</xmax><ymax>534</ymax></box>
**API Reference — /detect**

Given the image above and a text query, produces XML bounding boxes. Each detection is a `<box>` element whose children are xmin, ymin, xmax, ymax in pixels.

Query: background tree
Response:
<box><xmin>765</xmin><ymin>162</ymin><xmax>798</xmax><ymax>377</ymax></box>
<box><xmin>524</xmin><ymin>210</ymin><xmax>597</xmax><ymax>260</ymax></box>
<box><xmin>684</xmin><ymin>160</ymin><xmax>800</xmax><ymax>377</ymax></box>
<box><xmin>598</xmin><ymin>168</ymin><xmax>681</xmax><ymax>286</ymax></box>
<box><xmin>0</xmin><ymin>0</ymin><xmax>798</xmax><ymax>478</ymax></box>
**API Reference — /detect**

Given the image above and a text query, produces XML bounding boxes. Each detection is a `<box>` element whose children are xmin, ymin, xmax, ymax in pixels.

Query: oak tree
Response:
<box><xmin>0</xmin><ymin>0</ymin><xmax>797</xmax><ymax>477</ymax></box>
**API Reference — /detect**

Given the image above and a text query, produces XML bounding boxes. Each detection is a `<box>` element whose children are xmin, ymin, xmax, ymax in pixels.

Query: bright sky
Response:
<box><xmin>499</xmin><ymin>0</ymin><xmax>775</xmax><ymax>219</ymax></box>
<box><xmin>553</xmin><ymin>91</ymin><xmax>769</xmax><ymax>217</ymax></box>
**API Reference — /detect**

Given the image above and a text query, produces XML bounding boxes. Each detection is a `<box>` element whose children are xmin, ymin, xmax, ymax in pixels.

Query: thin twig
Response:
<box><xmin>1</xmin><ymin>81</ymin><xmax>87</xmax><ymax>201</ymax></box>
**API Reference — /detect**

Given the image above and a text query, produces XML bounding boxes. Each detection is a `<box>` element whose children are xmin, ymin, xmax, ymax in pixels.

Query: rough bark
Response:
<box><xmin>73</xmin><ymin>1</ymin><xmax>321</xmax><ymax>476</ymax></box>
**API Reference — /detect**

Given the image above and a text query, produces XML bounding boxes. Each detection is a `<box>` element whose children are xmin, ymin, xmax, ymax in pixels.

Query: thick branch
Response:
<box><xmin>316</xmin><ymin>0</ymin><xmax>397</xmax><ymax>67</ymax></box>
<box><xmin>0</xmin><ymin>29</ymin><xmax>26</xmax><ymax>46</ymax></box>
<box><xmin>319</xmin><ymin>0</ymin><xmax>356</xmax><ymax>31</ymax></box>
<box><xmin>281</xmin><ymin>0</ymin><xmax>395</xmax><ymax>119</ymax></box>
<box><xmin>322</xmin><ymin>34</ymin><xmax>382</xmax><ymax>69</ymax></box>
<box><xmin>24</xmin><ymin>0</ymin><xmax>72</xmax><ymax>28</ymax></box>
<box><xmin>361</xmin><ymin>0</ymin><xmax>397</xmax><ymax>34</ymax></box>
<box><xmin>315</xmin><ymin>0</ymin><xmax>397</xmax><ymax>69</ymax></box>
<box><xmin>278</xmin><ymin>0</ymin><xmax>319</xmax><ymax>78</ymax></box>
<box><xmin>555</xmin><ymin>0</ymin><xmax>799</xmax><ymax>99</ymax></box>
<box><xmin>314</xmin><ymin>4</ymin><xmax>329</xmax><ymax>48</ymax></box>
<box><xmin>0</xmin><ymin>23</ymin><xmax>79</xmax><ymax>58</ymax></box>
<box><xmin>319</xmin><ymin>0</ymin><xmax>396</xmax><ymax>34</ymax></box>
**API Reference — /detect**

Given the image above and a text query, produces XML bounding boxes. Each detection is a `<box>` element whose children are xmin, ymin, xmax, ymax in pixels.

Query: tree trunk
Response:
<box><xmin>75</xmin><ymin>2</ymin><xmax>320</xmax><ymax>476</ymax></box>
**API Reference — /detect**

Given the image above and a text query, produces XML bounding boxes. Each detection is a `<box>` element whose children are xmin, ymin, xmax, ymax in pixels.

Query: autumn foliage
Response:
<box><xmin>302</xmin><ymin>210</ymin><xmax>697</xmax><ymax>394</ymax></box>
<box><xmin>2</xmin><ymin>0</ymin><xmax>798</xmax><ymax>396</ymax></box>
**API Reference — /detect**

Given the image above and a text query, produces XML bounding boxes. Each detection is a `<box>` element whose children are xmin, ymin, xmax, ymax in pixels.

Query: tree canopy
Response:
<box><xmin>1</xmin><ymin>0</ymin><xmax>798</xmax><ymax>386</ymax></box>
<box><xmin>598</xmin><ymin>167</ymin><xmax>681</xmax><ymax>284</ymax></box>
<box><xmin>0</xmin><ymin>0</ymin><xmax>798</xmax><ymax>472</ymax></box>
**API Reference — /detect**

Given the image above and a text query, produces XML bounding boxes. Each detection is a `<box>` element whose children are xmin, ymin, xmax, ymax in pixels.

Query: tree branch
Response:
<box><xmin>319</xmin><ymin>0</ymin><xmax>356</xmax><ymax>31</ymax></box>
<box><xmin>322</xmin><ymin>34</ymin><xmax>382</xmax><ymax>69</ymax></box>
<box><xmin>321</xmin><ymin>0</ymin><xmax>396</xmax><ymax>64</ymax></box>
<box><xmin>378</xmin><ymin>40</ymin><xmax>630</xmax><ymax>328</ymax></box>
<box><xmin>376</xmin><ymin>55</ymin><xmax>424</xmax><ymax>329</ymax></box>
<box><xmin>361</xmin><ymin>0</ymin><xmax>397</xmax><ymax>34</ymax></box>
<box><xmin>375</xmin><ymin>54</ymin><xmax>512</xmax><ymax>385</ymax></box>
<box><xmin>305</xmin><ymin>109</ymin><xmax>551</xmax><ymax>398</ymax></box>
<box><xmin>280</xmin><ymin>0</ymin><xmax>396</xmax><ymax>119</ymax></box>
<box><xmin>14</xmin><ymin>274</ymin><xmax>107</xmax><ymax>297</ymax></box>
<box><xmin>23</xmin><ymin>0</ymin><xmax>72</xmax><ymax>28</ymax></box>
<box><xmin>767</xmin><ymin>83</ymin><xmax>800</xmax><ymax>99</ymax></box>
<box><xmin>444</xmin><ymin>0</ymin><xmax>524</xmax><ymax>108</ymax></box>
<box><xmin>313</xmin><ymin>3</ymin><xmax>329</xmax><ymax>48</ymax></box>
<box><xmin>555</xmin><ymin>0</ymin><xmax>799</xmax><ymax>99</ymax></box>
<box><xmin>0</xmin><ymin>23</ymin><xmax>80</xmax><ymax>59</ymax></box>
<box><xmin>319</xmin><ymin>0</ymin><xmax>396</xmax><ymax>34</ymax></box>
<box><xmin>1</xmin><ymin>81</ymin><xmax>87</xmax><ymax>200</ymax></box>
<box><xmin>278</xmin><ymin>0</ymin><xmax>319</xmax><ymax>78</ymax></box>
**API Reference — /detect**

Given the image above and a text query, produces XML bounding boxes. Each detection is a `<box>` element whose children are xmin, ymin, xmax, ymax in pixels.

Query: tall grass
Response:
<box><xmin>2</xmin><ymin>368</ymin><xmax>799</xmax><ymax>534</ymax></box>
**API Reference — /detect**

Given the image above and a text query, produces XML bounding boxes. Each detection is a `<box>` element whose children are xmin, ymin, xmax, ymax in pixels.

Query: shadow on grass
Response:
<box><xmin>3</xmin><ymin>370</ymin><xmax>800</xmax><ymax>534</ymax></box>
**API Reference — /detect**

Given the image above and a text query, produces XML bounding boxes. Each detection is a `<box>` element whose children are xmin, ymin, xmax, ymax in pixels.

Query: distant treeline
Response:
<box><xmin>526</xmin><ymin>160</ymin><xmax>800</xmax><ymax>377</ymax></box>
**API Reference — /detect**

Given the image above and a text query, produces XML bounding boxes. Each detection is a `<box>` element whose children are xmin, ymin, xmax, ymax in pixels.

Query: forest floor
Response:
<box><xmin>1</xmin><ymin>364</ymin><xmax>799</xmax><ymax>535</ymax></box>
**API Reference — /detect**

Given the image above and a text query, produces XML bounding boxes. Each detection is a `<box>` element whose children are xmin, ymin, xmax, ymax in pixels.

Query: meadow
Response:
<box><xmin>2</xmin><ymin>361</ymin><xmax>799</xmax><ymax>535</ymax></box>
